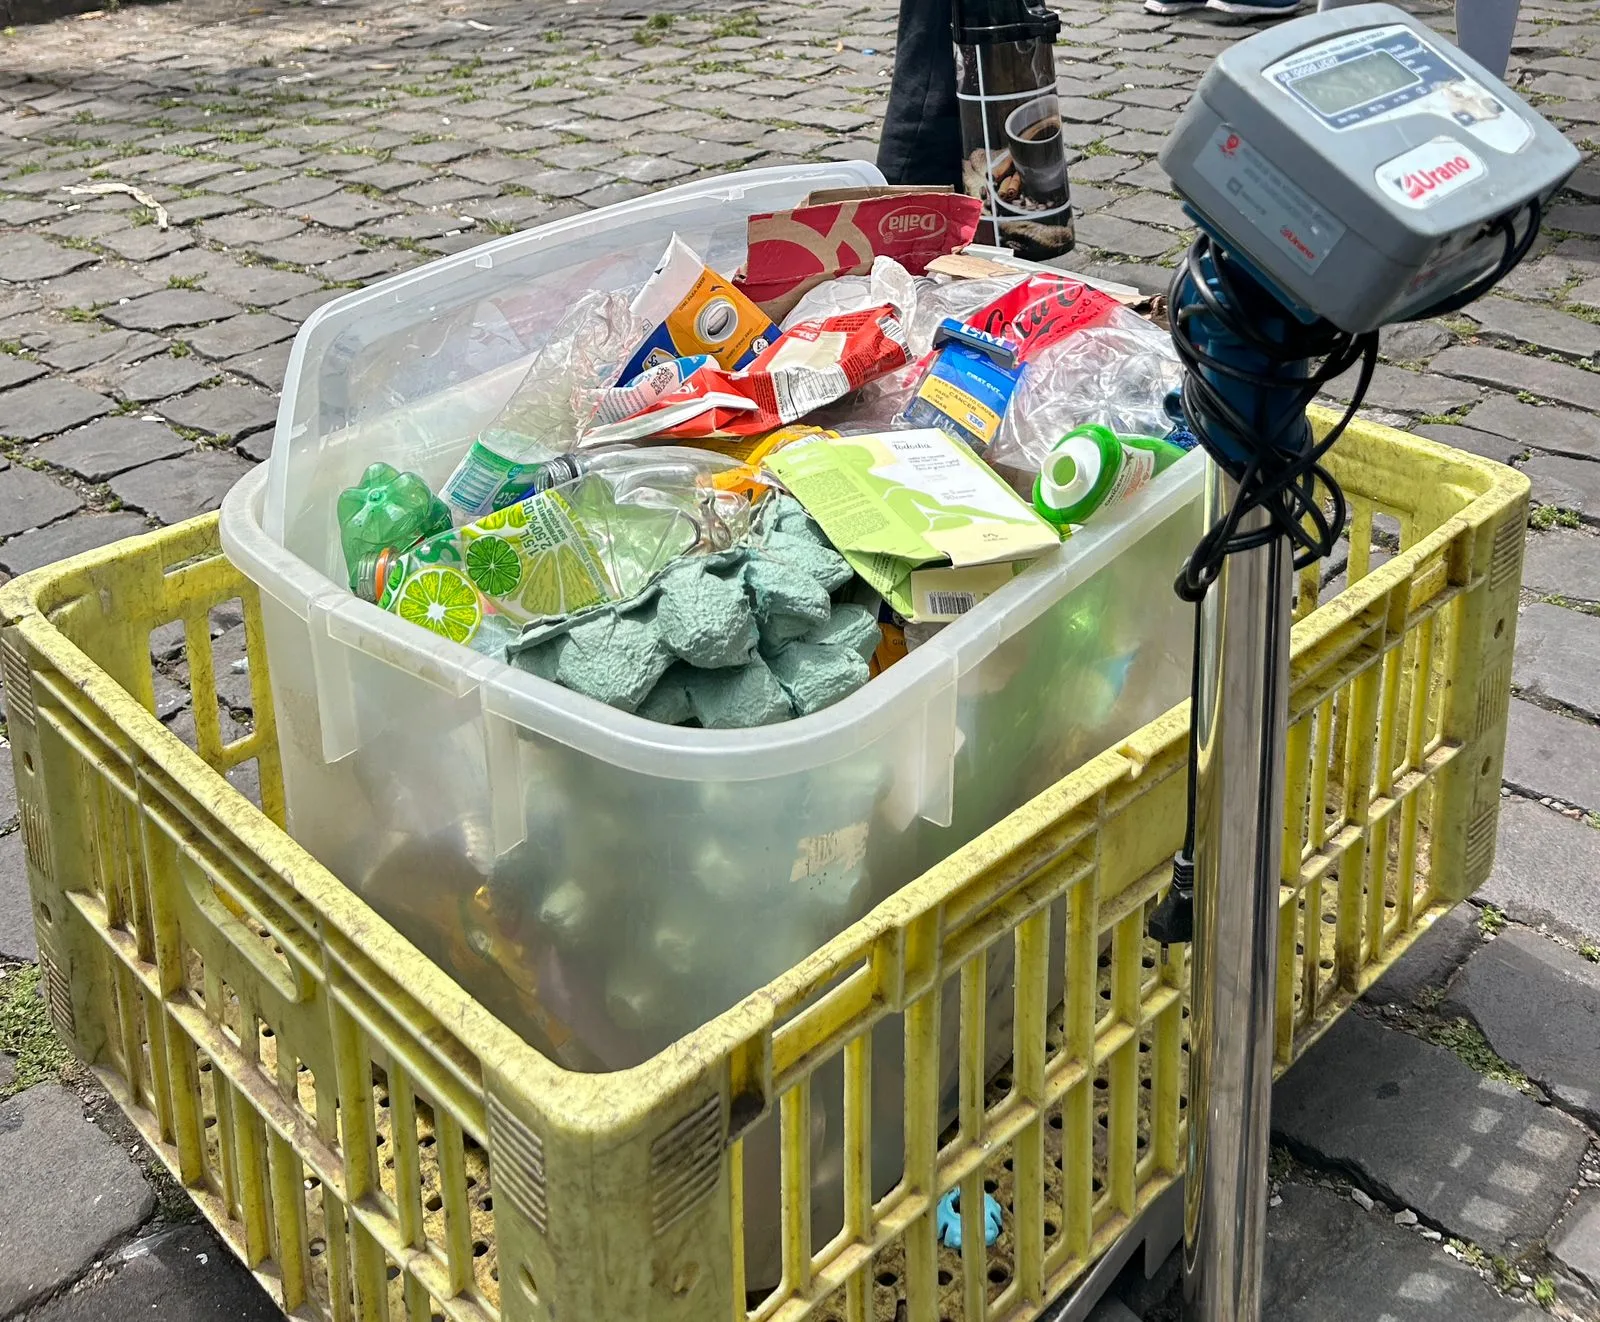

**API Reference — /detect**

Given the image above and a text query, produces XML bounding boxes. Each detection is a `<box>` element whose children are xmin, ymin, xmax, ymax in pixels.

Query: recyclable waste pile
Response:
<box><xmin>333</xmin><ymin>186</ymin><xmax>1192</xmax><ymax>727</ymax></box>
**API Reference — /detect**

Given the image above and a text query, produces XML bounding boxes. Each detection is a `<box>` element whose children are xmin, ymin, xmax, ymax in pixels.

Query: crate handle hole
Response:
<box><xmin>1481</xmin><ymin>756</ymin><xmax>1492</xmax><ymax>775</ymax></box>
<box><xmin>37</xmin><ymin>901</ymin><xmax>51</xmax><ymax>924</ymax></box>
<box><xmin>1494</xmin><ymin>618</ymin><xmax>1504</xmax><ymax>638</ymax></box>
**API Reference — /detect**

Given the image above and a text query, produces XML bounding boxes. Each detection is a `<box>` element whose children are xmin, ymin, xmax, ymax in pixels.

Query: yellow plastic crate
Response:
<box><xmin>0</xmin><ymin>410</ymin><xmax>1526</xmax><ymax>1322</ymax></box>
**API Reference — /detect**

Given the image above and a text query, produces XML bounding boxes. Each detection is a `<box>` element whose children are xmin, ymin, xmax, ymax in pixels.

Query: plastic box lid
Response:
<box><xmin>262</xmin><ymin>162</ymin><xmax>885</xmax><ymax>554</ymax></box>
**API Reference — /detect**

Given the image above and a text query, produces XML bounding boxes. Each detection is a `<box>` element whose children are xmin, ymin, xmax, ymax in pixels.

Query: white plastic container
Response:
<box><xmin>221</xmin><ymin>161</ymin><xmax>1206</xmax><ymax>1072</ymax></box>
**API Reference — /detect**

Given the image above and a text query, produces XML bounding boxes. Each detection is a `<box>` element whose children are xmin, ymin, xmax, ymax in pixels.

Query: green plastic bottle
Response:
<box><xmin>1031</xmin><ymin>423</ymin><xmax>1187</xmax><ymax>529</ymax></box>
<box><xmin>337</xmin><ymin>462</ymin><xmax>453</xmax><ymax>592</ymax></box>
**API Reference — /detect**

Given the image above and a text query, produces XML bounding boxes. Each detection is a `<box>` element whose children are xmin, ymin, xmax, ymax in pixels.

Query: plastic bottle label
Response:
<box><xmin>1106</xmin><ymin>443</ymin><xmax>1157</xmax><ymax>507</ymax></box>
<box><xmin>442</xmin><ymin>439</ymin><xmax>550</xmax><ymax>520</ymax></box>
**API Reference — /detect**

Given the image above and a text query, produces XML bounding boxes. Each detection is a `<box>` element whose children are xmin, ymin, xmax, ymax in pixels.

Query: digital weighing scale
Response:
<box><xmin>1160</xmin><ymin>2</ymin><xmax>1577</xmax><ymax>332</ymax></box>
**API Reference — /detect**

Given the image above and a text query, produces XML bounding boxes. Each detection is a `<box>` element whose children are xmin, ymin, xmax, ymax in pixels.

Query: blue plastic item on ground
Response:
<box><xmin>935</xmin><ymin>1188</ymin><xmax>1003</xmax><ymax>1251</ymax></box>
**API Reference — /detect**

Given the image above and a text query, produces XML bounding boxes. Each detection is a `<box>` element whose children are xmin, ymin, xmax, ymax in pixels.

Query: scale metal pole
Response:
<box><xmin>1181</xmin><ymin>460</ymin><xmax>1293</xmax><ymax>1322</ymax></box>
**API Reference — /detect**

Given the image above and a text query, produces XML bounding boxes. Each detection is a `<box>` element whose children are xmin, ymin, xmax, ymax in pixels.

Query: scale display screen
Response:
<box><xmin>1288</xmin><ymin>49</ymin><xmax>1420</xmax><ymax>116</ymax></box>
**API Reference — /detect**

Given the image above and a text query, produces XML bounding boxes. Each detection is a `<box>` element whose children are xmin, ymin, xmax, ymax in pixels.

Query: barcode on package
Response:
<box><xmin>926</xmin><ymin>591</ymin><xmax>976</xmax><ymax>617</ymax></box>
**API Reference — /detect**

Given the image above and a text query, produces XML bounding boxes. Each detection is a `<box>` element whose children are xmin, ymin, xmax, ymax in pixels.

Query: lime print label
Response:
<box><xmin>378</xmin><ymin>489</ymin><xmax>615</xmax><ymax>646</ymax></box>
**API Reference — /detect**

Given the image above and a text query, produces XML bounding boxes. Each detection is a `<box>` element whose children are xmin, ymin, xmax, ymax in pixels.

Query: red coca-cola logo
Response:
<box><xmin>970</xmin><ymin>284</ymin><xmax>1113</xmax><ymax>358</ymax></box>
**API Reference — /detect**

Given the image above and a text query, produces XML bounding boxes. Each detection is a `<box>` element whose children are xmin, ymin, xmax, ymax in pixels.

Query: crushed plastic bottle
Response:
<box><xmin>337</xmin><ymin>462</ymin><xmax>453</xmax><ymax>592</ymax></box>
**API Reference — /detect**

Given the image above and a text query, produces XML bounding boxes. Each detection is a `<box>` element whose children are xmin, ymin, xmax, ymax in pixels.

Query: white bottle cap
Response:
<box><xmin>1037</xmin><ymin>434</ymin><xmax>1101</xmax><ymax>511</ymax></box>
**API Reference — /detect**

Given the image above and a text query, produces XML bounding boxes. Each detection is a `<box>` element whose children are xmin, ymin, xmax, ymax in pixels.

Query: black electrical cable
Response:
<box><xmin>1149</xmin><ymin>198</ymin><xmax>1542</xmax><ymax>953</ymax></box>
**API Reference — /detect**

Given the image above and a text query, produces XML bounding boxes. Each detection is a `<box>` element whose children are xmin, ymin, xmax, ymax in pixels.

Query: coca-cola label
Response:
<box><xmin>1376</xmin><ymin>138</ymin><xmax>1486</xmax><ymax>209</ymax></box>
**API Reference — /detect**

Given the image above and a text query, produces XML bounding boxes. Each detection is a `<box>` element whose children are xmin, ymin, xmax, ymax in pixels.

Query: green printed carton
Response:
<box><xmin>763</xmin><ymin>428</ymin><xmax>1062</xmax><ymax>622</ymax></box>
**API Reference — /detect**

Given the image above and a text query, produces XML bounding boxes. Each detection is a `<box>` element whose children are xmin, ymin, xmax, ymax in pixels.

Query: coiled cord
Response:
<box><xmin>1149</xmin><ymin>200</ymin><xmax>1543</xmax><ymax>951</ymax></box>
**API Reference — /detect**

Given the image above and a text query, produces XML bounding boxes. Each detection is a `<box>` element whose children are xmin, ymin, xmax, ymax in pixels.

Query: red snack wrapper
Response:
<box><xmin>584</xmin><ymin>306</ymin><xmax>911</xmax><ymax>443</ymax></box>
<box><xmin>737</xmin><ymin>191</ymin><xmax>984</xmax><ymax>319</ymax></box>
<box><xmin>964</xmin><ymin>273</ymin><xmax>1121</xmax><ymax>362</ymax></box>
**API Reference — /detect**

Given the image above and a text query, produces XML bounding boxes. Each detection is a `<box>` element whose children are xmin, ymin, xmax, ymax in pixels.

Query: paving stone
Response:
<box><xmin>0</xmin><ymin>355</ymin><xmax>46</xmax><ymax>391</ymax></box>
<box><xmin>1263</xmin><ymin>1182</ymin><xmax>1543</xmax><ymax>1322</ymax></box>
<box><xmin>1366</xmin><ymin>905</ymin><xmax>1482</xmax><ymax>1008</ymax></box>
<box><xmin>250</xmin><ymin>233</ymin><xmax>362</xmax><ymax>267</ymax></box>
<box><xmin>1521</xmin><ymin>528</ymin><xmax>1600</xmax><ymax>601</ymax></box>
<box><xmin>456</xmin><ymin>194</ymin><xmax>551</xmax><ymax>228</ymax></box>
<box><xmin>1547</xmin><ymin>202</ymin><xmax>1600</xmax><ymax>236</ymax></box>
<box><xmin>0</xmin><ymin>833</ymin><xmax>33</xmax><ymax>961</ymax></box>
<box><xmin>0</xmin><ymin>201</ymin><xmax>61</xmax><ymax>225</ymax></box>
<box><xmin>0</xmin><ymin>378</ymin><xmax>113</xmax><ymax>441</ymax></box>
<box><xmin>1502</xmin><ymin>696</ymin><xmax>1600</xmax><ymax>814</ymax></box>
<box><xmin>38</xmin><ymin>266</ymin><xmax>160</xmax><ymax>311</ymax></box>
<box><xmin>1323</xmin><ymin>362</ymin><xmax>1480</xmax><ymax>415</ymax></box>
<box><xmin>1413</xmin><ymin>423</ymin><xmax>1524</xmax><ymax>465</ymax></box>
<box><xmin>100</xmin><ymin>227</ymin><xmax>195</xmax><ymax>262</ymax></box>
<box><xmin>611</xmin><ymin>154</ymin><xmax>694</xmax><ymax>184</ymax></box>
<box><xmin>1523</xmin><ymin>454</ymin><xmax>1600</xmax><ymax>520</ymax></box>
<box><xmin>1105</xmin><ymin>192</ymin><xmax>1191</xmax><ymax>231</ymax></box>
<box><xmin>28</xmin><ymin>413</ymin><xmax>191</xmax><ymax>480</ymax></box>
<box><xmin>0</xmin><ymin>746</ymin><xmax>14</xmax><ymax>832</ymax></box>
<box><xmin>1478</xmin><ymin>796</ymin><xmax>1600</xmax><ymax>946</ymax></box>
<box><xmin>1379</xmin><ymin>320</ymin><xmax>1453</xmax><ymax>363</ymax></box>
<box><xmin>199</xmin><ymin>264</ymin><xmax>321</xmax><ymax>310</ymax></box>
<box><xmin>1467</xmin><ymin>296</ymin><xmax>1600</xmax><ymax>359</ymax></box>
<box><xmin>316</xmin><ymin>248</ymin><xmax>418</xmax><ymax>282</ymax></box>
<box><xmin>103</xmin><ymin>290</ymin><xmax>242</xmax><ymax>332</ymax></box>
<box><xmin>110</xmin><ymin>450</ymin><xmax>255</xmax><ymax>524</ymax></box>
<box><xmin>345</xmin><ymin>161</ymin><xmax>434</xmax><ymax>192</ymax></box>
<box><xmin>111</xmin><ymin>354</ymin><xmax>221</xmax><ymax>403</ymax></box>
<box><xmin>1272</xmin><ymin>1014</ymin><xmax>1587</xmax><ymax>1255</ymax></box>
<box><xmin>39</xmin><ymin>327</ymin><xmax>164</xmax><ymax>375</ymax></box>
<box><xmin>398</xmin><ymin>177</ymin><xmax>495</xmax><ymax>207</ymax></box>
<box><xmin>0</xmin><ymin>234</ymin><xmax>99</xmax><ymax>283</ymax></box>
<box><xmin>390</xmin><ymin>139</ymin><xmax>478</xmax><ymax>165</ymax></box>
<box><xmin>184</xmin><ymin>313</ymin><xmax>297</xmax><ymax>361</ymax></box>
<box><xmin>0</xmin><ymin>512</ymin><xmax>152</xmax><ymax>575</ymax></box>
<box><xmin>1495</xmin><ymin>254</ymin><xmax>1576</xmax><ymax>300</ymax></box>
<box><xmin>1074</xmin><ymin>213</ymin><xmax>1176</xmax><ymax>259</ymax></box>
<box><xmin>234</xmin><ymin>174</ymin><xmax>341</xmax><ymax>210</ymax></box>
<box><xmin>163</xmin><ymin>195</ymin><xmax>252</xmax><ymax>226</ymax></box>
<box><xmin>155</xmin><ymin>383</ymin><xmax>276</xmax><ymax>440</ymax></box>
<box><xmin>1550</xmin><ymin>1188</ymin><xmax>1600</xmax><ymax>1294</ymax></box>
<box><xmin>272</xmin><ymin>289</ymin><xmax>344</xmax><ymax>323</ymax></box>
<box><xmin>524</xmin><ymin>167</ymin><xmax>612</xmax><ymax>199</ymax></box>
<box><xmin>1515</xmin><ymin>601</ymin><xmax>1600</xmax><ymax>717</ymax></box>
<box><xmin>27</xmin><ymin>1223</ymin><xmax>281</xmax><ymax>1322</ymax></box>
<box><xmin>1446</xmin><ymin>926</ymin><xmax>1600</xmax><ymax>1127</ymax></box>
<box><xmin>296</xmin><ymin>190</ymin><xmax>400</xmax><ymax>230</ymax></box>
<box><xmin>197</xmin><ymin>213</ymin><xmax>304</xmax><ymax>247</ymax></box>
<box><xmin>0</xmin><ymin>1084</ymin><xmax>157</xmax><ymax>1314</ymax></box>
<box><xmin>1433</xmin><ymin>345</ymin><xmax>1600</xmax><ymax>413</ymax></box>
<box><xmin>1464</xmin><ymin>394</ymin><xmax>1600</xmax><ymax>462</ymax></box>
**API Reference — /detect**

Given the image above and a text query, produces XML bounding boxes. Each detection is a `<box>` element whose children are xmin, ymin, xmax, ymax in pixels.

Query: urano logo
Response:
<box><xmin>1376</xmin><ymin>139</ymin><xmax>1485</xmax><ymax>209</ymax></box>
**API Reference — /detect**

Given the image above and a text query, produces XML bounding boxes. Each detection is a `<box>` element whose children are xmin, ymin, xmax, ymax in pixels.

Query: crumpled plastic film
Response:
<box><xmin>491</xmin><ymin>287</ymin><xmax>648</xmax><ymax>444</ymax></box>
<box><xmin>988</xmin><ymin>314</ymin><xmax>1183</xmax><ymax>478</ymax></box>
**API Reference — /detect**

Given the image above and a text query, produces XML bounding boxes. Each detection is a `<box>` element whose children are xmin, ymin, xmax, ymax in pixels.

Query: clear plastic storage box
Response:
<box><xmin>220</xmin><ymin>159</ymin><xmax>1205</xmax><ymax>1079</ymax></box>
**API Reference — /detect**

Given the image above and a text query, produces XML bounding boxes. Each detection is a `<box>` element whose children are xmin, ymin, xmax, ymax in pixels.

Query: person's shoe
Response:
<box><xmin>1203</xmin><ymin>0</ymin><xmax>1306</xmax><ymax>20</ymax></box>
<box><xmin>1143</xmin><ymin>0</ymin><xmax>1206</xmax><ymax>12</ymax></box>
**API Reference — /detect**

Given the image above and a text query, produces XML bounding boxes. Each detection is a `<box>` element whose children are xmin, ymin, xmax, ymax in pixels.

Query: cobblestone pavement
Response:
<box><xmin>3</xmin><ymin>0</ymin><xmax>1600</xmax><ymax>1316</ymax></box>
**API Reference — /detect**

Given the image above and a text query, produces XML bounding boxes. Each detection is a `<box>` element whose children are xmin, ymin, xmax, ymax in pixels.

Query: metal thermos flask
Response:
<box><xmin>952</xmin><ymin>0</ymin><xmax>1076</xmax><ymax>259</ymax></box>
